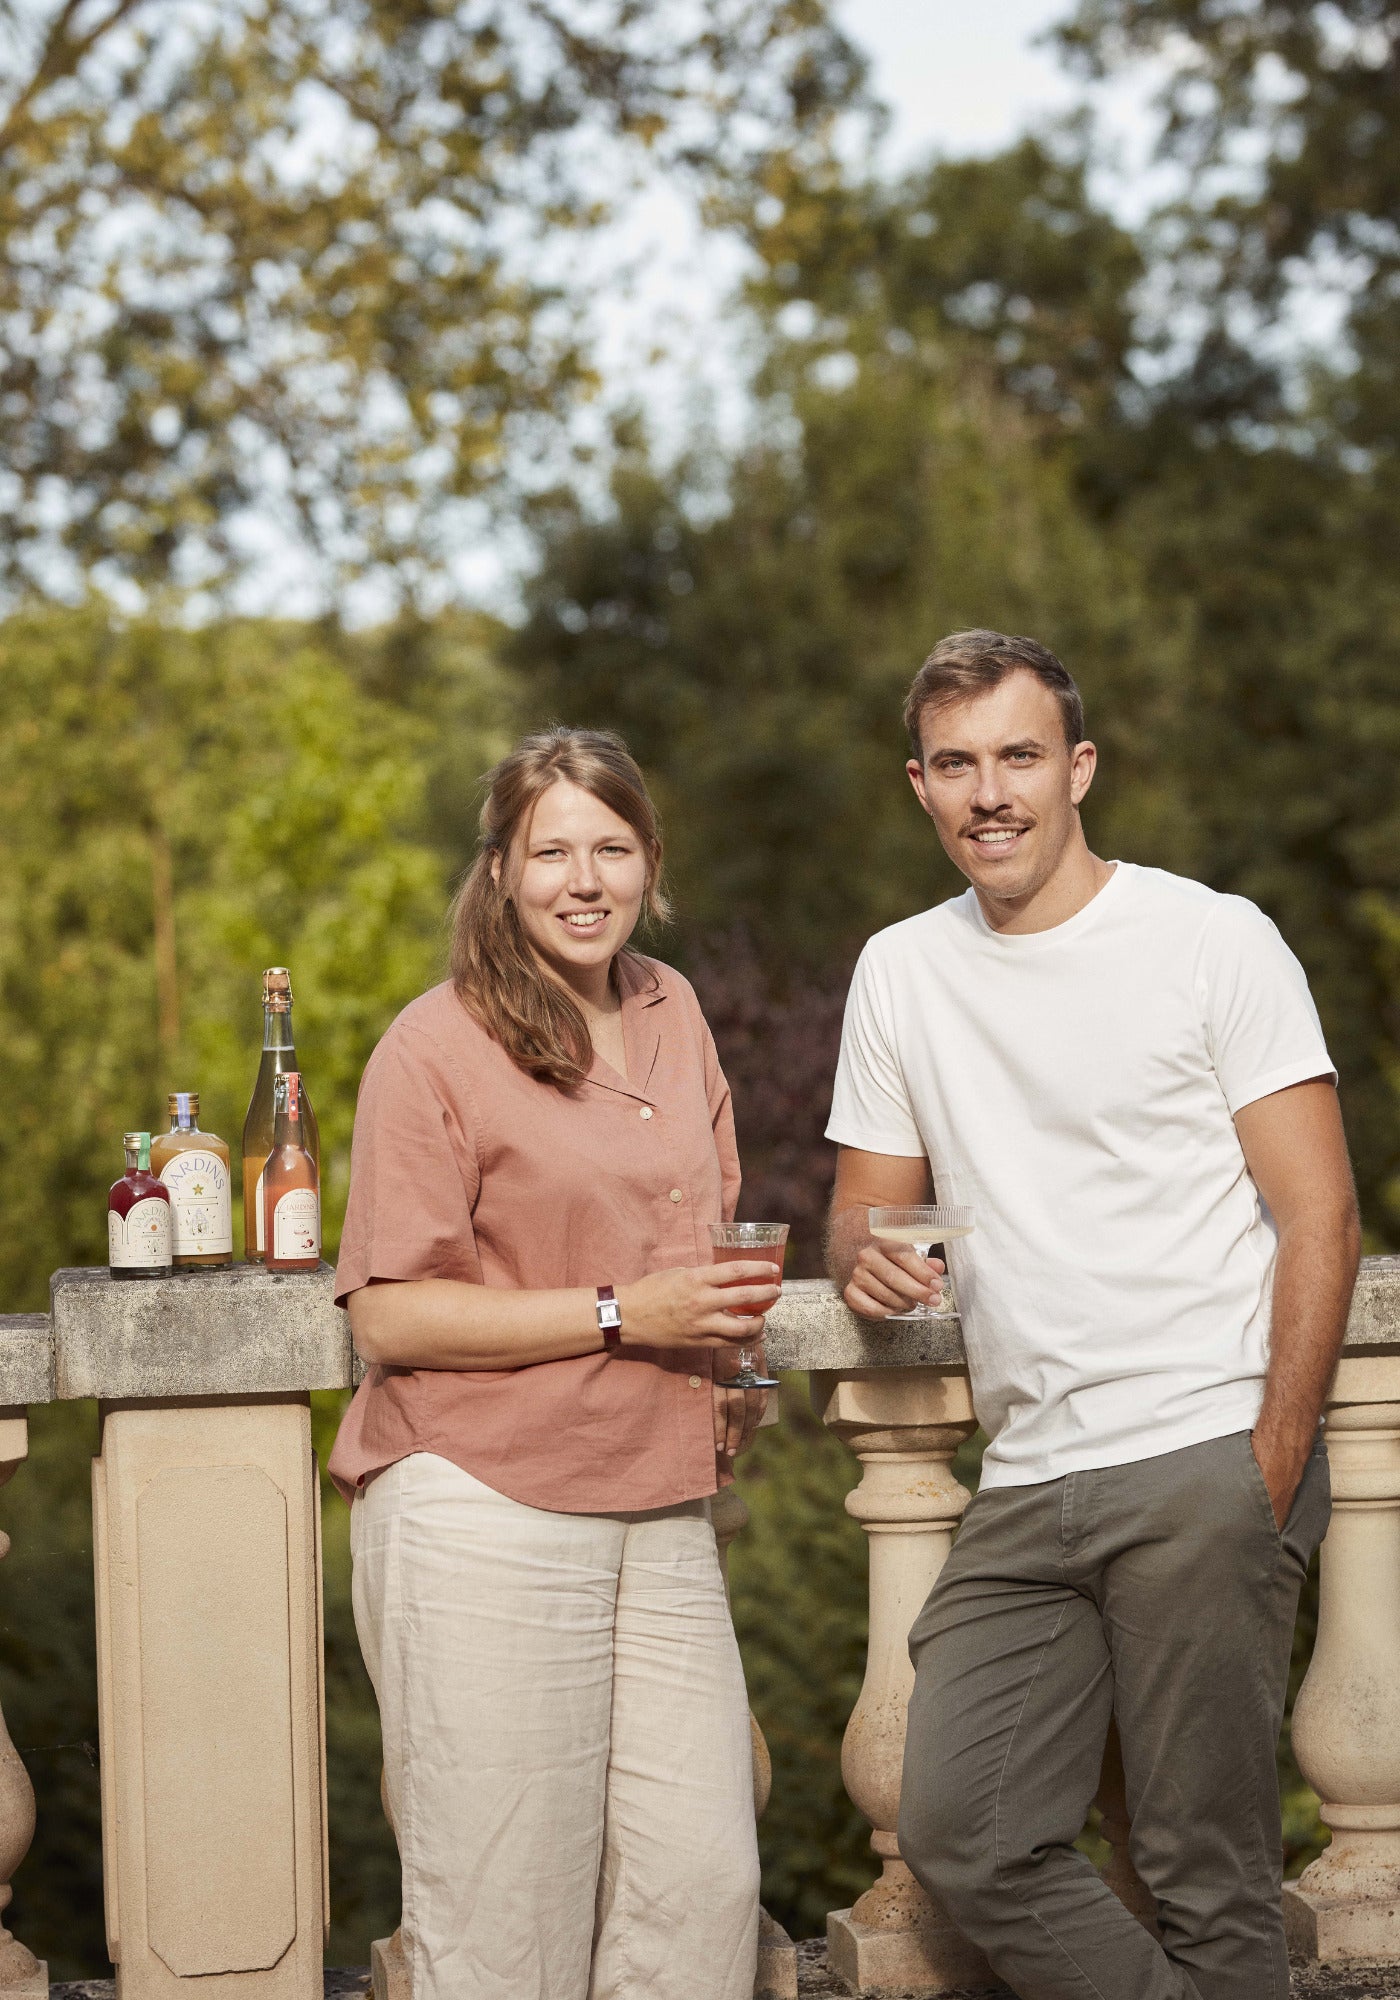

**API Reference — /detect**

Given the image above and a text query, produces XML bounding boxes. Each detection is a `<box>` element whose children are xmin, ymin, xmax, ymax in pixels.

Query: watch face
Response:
<box><xmin>597</xmin><ymin>1301</ymin><xmax>622</xmax><ymax>1328</ymax></box>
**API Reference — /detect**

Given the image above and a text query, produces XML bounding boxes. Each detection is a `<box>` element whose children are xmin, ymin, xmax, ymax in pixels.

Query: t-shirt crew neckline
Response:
<box><xmin>964</xmin><ymin>858</ymin><xmax>1124</xmax><ymax>950</ymax></box>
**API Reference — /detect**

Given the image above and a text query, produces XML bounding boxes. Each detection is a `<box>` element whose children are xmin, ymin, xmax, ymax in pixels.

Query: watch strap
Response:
<box><xmin>596</xmin><ymin>1284</ymin><xmax>622</xmax><ymax>1351</ymax></box>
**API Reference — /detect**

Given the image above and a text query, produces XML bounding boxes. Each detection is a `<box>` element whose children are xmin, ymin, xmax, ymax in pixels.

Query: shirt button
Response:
<box><xmin>688</xmin><ymin>1375</ymin><xmax>702</xmax><ymax>1388</ymax></box>
<box><xmin>640</xmin><ymin>1107</ymin><xmax>653</xmax><ymax>1120</ymax></box>
<box><xmin>669</xmin><ymin>1188</ymin><xmax>683</xmax><ymax>1203</ymax></box>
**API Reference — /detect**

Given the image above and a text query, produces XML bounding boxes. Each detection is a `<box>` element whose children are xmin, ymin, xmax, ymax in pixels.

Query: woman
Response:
<box><xmin>328</xmin><ymin>727</ymin><xmax>778</xmax><ymax>2000</ymax></box>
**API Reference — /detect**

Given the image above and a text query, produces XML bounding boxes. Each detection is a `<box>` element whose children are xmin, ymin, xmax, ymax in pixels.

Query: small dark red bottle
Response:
<box><xmin>108</xmin><ymin>1131</ymin><xmax>173</xmax><ymax>1279</ymax></box>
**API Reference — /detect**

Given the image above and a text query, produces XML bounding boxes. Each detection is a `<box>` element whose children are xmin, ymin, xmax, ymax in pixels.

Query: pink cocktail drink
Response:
<box><xmin>708</xmin><ymin>1222</ymin><xmax>788</xmax><ymax>1389</ymax></box>
<box><xmin>711</xmin><ymin>1235</ymin><xmax>787</xmax><ymax>1311</ymax></box>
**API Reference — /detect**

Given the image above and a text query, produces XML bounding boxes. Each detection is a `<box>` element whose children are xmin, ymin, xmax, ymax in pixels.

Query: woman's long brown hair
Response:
<box><xmin>450</xmin><ymin>727</ymin><xmax>671</xmax><ymax>1088</ymax></box>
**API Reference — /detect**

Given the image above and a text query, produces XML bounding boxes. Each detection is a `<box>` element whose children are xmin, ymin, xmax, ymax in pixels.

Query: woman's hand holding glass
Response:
<box><xmin>617</xmin><ymin>1261</ymin><xmax>780</xmax><ymax>1349</ymax></box>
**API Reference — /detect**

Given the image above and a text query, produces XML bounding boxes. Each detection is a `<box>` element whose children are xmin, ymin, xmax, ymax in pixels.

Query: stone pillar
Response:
<box><xmin>812</xmin><ymin>1367</ymin><xmax>989</xmax><ymax>1996</ymax></box>
<box><xmin>712</xmin><ymin>1484</ymin><xmax>798</xmax><ymax>2000</ymax></box>
<box><xmin>92</xmin><ymin>1397</ymin><xmax>328</xmax><ymax>2000</ymax></box>
<box><xmin>0</xmin><ymin>1412</ymin><xmax>46</xmax><ymax>1998</ymax></box>
<box><xmin>1284</xmin><ymin>1354</ymin><xmax>1400</xmax><ymax>1965</ymax></box>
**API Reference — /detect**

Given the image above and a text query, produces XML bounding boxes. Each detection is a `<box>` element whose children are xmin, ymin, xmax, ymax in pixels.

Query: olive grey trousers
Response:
<box><xmin>899</xmin><ymin>1429</ymin><xmax>1331</xmax><ymax>2000</ymax></box>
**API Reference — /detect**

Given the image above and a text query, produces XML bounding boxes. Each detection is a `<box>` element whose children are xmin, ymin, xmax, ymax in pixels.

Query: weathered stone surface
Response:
<box><xmin>764</xmin><ymin>1281</ymin><xmax>966</xmax><ymax>1373</ymax></box>
<box><xmin>791</xmin><ymin>1935</ymin><xmax>1400</xmax><ymax>1996</ymax></box>
<box><xmin>50</xmin><ymin>1264</ymin><xmax>353</xmax><ymax>1401</ymax></box>
<box><xmin>0</xmin><ymin>1252</ymin><xmax>1391</xmax><ymax>1405</ymax></box>
<box><xmin>770</xmin><ymin>1256</ymin><xmax>1400</xmax><ymax>1375</ymax></box>
<box><xmin>43</xmin><ymin>1948</ymin><xmax>1400</xmax><ymax>1999</ymax></box>
<box><xmin>0</xmin><ymin>1320</ymin><xmax>53</xmax><ymax>1406</ymax></box>
<box><xmin>1340</xmin><ymin>1257</ymin><xmax>1400</xmax><ymax>1350</ymax></box>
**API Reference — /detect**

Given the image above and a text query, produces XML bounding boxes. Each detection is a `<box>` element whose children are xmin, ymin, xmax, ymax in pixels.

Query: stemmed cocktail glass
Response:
<box><xmin>709</xmin><ymin>1221</ymin><xmax>787</xmax><ymax>1389</ymax></box>
<box><xmin>867</xmin><ymin>1205</ymin><xmax>975</xmax><ymax>1321</ymax></box>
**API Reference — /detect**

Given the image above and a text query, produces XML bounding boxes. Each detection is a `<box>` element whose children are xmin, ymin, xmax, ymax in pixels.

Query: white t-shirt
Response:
<box><xmin>826</xmin><ymin>863</ymin><xmax>1335</xmax><ymax>1487</ymax></box>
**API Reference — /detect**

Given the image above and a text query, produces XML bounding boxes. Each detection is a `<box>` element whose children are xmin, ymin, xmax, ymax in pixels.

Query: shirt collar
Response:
<box><xmin>586</xmin><ymin>951</ymin><xmax>669</xmax><ymax>1101</ymax></box>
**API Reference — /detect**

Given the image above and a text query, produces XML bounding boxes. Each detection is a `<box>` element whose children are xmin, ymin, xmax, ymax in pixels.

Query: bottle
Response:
<box><xmin>242</xmin><ymin>968</ymin><xmax>319</xmax><ymax>1262</ymax></box>
<box><xmin>264</xmin><ymin>1071</ymin><xmax>321</xmax><ymax>1272</ymax></box>
<box><xmin>150</xmin><ymin>1092</ymin><xmax>233</xmax><ymax>1268</ymax></box>
<box><xmin>108</xmin><ymin>1132</ymin><xmax>173</xmax><ymax>1280</ymax></box>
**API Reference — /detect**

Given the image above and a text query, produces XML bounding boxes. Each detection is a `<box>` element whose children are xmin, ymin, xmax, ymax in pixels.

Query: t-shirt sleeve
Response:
<box><xmin>1198</xmin><ymin>896</ymin><xmax>1337</xmax><ymax>1117</ymax></box>
<box><xmin>825</xmin><ymin>944</ymin><xmax>927</xmax><ymax>1157</ymax></box>
<box><xmin>332</xmin><ymin>1027</ymin><xmax>483</xmax><ymax>1307</ymax></box>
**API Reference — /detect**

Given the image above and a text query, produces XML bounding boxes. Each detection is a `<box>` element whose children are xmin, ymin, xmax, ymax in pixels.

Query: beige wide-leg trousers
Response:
<box><xmin>351</xmin><ymin>1452</ymin><xmax>761</xmax><ymax>2000</ymax></box>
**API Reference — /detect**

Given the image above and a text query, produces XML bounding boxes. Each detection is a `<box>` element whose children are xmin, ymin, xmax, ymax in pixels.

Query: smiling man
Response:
<box><xmin>825</xmin><ymin>631</ymin><xmax>1361</xmax><ymax>2000</ymax></box>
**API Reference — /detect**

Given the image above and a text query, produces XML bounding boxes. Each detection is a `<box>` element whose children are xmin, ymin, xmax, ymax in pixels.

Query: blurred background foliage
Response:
<box><xmin>2</xmin><ymin>0</ymin><xmax>1398</xmax><ymax>1975</ymax></box>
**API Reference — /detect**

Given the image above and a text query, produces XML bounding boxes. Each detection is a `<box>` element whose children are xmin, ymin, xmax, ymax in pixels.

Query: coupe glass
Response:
<box><xmin>709</xmin><ymin>1221</ymin><xmax>787</xmax><ymax>1389</ymax></box>
<box><xmin>867</xmin><ymin>1205</ymin><xmax>975</xmax><ymax>1321</ymax></box>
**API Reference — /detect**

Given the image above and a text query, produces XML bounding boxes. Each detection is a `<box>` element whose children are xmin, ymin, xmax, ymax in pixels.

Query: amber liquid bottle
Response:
<box><xmin>108</xmin><ymin>1132</ymin><xmax>173</xmax><ymax>1279</ymax></box>
<box><xmin>150</xmin><ymin>1092</ymin><xmax>233</xmax><ymax>1268</ymax></box>
<box><xmin>242</xmin><ymin>968</ymin><xmax>319</xmax><ymax>1262</ymax></box>
<box><xmin>264</xmin><ymin>1071</ymin><xmax>321</xmax><ymax>1272</ymax></box>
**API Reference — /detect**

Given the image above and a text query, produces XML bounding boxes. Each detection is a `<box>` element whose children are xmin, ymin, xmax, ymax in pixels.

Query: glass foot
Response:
<box><xmin>885</xmin><ymin>1303</ymin><xmax>959</xmax><ymax>1322</ymax></box>
<box><xmin>718</xmin><ymin>1367</ymin><xmax>782</xmax><ymax>1390</ymax></box>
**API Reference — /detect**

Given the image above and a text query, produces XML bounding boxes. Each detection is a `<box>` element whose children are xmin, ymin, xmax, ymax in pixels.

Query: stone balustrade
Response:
<box><xmin>0</xmin><ymin>1257</ymin><xmax>1390</xmax><ymax>1997</ymax></box>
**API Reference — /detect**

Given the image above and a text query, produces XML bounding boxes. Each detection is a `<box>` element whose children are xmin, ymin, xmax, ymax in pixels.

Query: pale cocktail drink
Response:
<box><xmin>868</xmin><ymin>1206</ymin><xmax>975</xmax><ymax>1321</ymax></box>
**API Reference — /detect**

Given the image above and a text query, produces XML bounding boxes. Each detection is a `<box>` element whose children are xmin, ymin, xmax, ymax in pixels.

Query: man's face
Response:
<box><xmin>906</xmin><ymin>670</ymin><xmax>1096</xmax><ymax>905</ymax></box>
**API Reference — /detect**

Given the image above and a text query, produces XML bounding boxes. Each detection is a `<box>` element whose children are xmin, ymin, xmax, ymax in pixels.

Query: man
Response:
<box><xmin>825</xmin><ymin>630</ymin><xmax>1361</xmax><ymax>2000</ymax></box>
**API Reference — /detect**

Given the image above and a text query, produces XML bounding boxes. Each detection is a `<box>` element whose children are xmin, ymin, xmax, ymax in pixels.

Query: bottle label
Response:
<box><xmin>160</xmin><ymin>1151</ymin><xmax>233</xmax><ymax>1256</ymax></box>
<box><xmin>272</xmin><ymin>1188</ymin><xmax>320</xmax><ymax>1263</ymax></box>
<box><xmin>109</xmin><ymin>1198</ymin><xmax>173</xmax><ymax>1269</ymax></box>
<box><xmin>255</xmin><ymin>1164</ymin><xmax>266</xmax><ymax>1254</ymax></box>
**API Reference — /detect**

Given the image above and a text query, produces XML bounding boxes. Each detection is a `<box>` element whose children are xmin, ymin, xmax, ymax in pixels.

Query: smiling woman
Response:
<box><xmin>326</xmin><ymin>725</ymin><xmax>779</xmax><ymax>2000</ymax></box>
<box><xmin>453</xmin><ymin>728</ymin><xmax>671</xmax><ymax>1086</ymax></box>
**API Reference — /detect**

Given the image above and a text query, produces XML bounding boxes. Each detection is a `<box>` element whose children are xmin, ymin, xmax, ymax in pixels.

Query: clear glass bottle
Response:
<box><xmin>264</xmin><ymin>1071</ymin><xmax>321</xmax><ymax>1272</ymax></box>
<box><xmin>108</xmin><ymin>1132</ymin><xmax>173</xmax><ymax>1279</ymax></box>
<box><xmin>150</xmin><ymin>1092</ymin><xmax>233</xmax><ymax>1268</ymax></box>
<box><xmin>242</xmin><ymin>968</ymin><xmax>319</xmax><ymax>1262</ymax></box>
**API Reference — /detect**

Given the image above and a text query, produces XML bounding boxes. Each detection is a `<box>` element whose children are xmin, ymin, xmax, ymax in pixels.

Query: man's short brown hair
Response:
<box><xmin>903</xmin><ymin>630</ymin><xmax>1085</xmax><ymax>759</ymax></box>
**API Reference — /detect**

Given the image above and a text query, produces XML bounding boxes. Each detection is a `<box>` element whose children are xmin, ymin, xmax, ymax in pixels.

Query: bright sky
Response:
<box><xmin>238</xmin><ymin>4</ymin><xmax>1163</xmax><ymax>623</ymax></box>
<box><xmin>839</xmin><ymin>0</ymin><xmax>1083</xmax><ymax>163</ymax></box>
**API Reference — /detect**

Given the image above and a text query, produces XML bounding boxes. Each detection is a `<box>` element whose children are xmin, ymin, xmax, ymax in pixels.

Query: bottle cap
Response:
<box><xmin>264</xmin><ymin>967</ymin><xmax>292</xmax><ymax>1011</ymax></box>
<box><xmin>167</xmin><ymin>1091</ymin><xmax>198</xmax><ymax>1127</ymax></box>
<box><xmin>123</xmin><ymin>1131</ymin><xmax>149</xmax><ymax>1150</ymax></box>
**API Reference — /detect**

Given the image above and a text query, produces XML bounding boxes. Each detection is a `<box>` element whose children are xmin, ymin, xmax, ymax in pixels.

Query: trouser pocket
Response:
<box><xmin>1242</xmin><ymin>1431</ymin><xmax>1330</xmax><ymax>1576</ymax></box>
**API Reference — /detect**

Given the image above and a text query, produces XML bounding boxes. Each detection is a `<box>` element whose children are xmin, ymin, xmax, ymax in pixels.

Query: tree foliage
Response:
<box><xmin>0</xmin><ymin>0</ymin><xmax>865</xmax><ymax>601</ymax></box>
<box><xmin>0</xmin><ymin>606</ymin><xmax>505</xmax><ymax>1310</ymax></box>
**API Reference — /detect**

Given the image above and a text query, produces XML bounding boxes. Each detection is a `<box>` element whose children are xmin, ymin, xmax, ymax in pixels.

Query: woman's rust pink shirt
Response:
<box><xmin>327</xmin><ymin>954</ymin><xmax>741</xmax><ymax>1513</ymax></box>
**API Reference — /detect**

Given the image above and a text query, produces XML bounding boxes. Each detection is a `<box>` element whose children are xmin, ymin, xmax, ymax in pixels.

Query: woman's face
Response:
<box><xmin>503</xmin><ymin>779</ymin><xmax>650</xmax><ymax>996</ymax></box>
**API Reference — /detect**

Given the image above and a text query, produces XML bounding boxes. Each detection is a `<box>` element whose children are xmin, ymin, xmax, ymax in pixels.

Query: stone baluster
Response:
<box><xmin>811</xmin><ymin>1366</ymin><xmax>989</xmax><ymax>1996</ymax></box>
<box><xmin>712</xmin><ymin>1481</ymin><xmax>798</xmax><ymax>2000</ymax></box>
<box><xmin>0</xmin><ymin>1411</ymin><xmax>46</xmax><ymax>1998</ymax></box>
<box><xmin>1284</xmin><ymin>1354</ymin><xmax>1400</xmax><ymax>1964</ymax></box>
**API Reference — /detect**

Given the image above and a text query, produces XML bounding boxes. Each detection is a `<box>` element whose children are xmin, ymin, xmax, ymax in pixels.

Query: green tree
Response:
<box><xmin>507</xmin><ymin>358</ymin><xmax>1184</xmax><ymax>975</ymax></box>
<box><xmin>0</xmin><ymin>0</ymin><xmax>865</xmax><ymax>602</ymax></box>
<box><xmin>0</xmin><ymin>605</ymin><xmax>501</xmax><ymax>1308</ymax></box>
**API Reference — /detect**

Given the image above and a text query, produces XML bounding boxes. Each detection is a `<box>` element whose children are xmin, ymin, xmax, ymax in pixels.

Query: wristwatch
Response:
<box><xmin>596</xmin><ymin>1284</ymin><xmax>623</xmax><ymax>1352</ymax></box>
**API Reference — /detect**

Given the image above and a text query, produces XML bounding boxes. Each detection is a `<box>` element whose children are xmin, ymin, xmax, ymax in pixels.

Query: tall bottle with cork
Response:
<box><xmin>242</xmin><ymin>967</ymin><xmax>319</xmax><ymax>1262</ymax></box>
<box><xmin>264</xmin><ymin>1072</ymin><xmax>321</xmax><ymax>1272</ymax></box>
<box><xmin>150</xmin><ymin>1094</ymin><xmax>233</xmax><ymax>1267</ymax></box>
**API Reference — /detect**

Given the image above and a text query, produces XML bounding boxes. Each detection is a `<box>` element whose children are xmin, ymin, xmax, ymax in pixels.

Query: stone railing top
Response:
<box><xmin>0</xmin><ymin>1254</ymin><xmax>1391</xmax><ymax>1405</ymax></box>
<box><xmin>49</xmin><ymin>1263</ymin><xmax>352</xmax><ymax>1402</ymax></box>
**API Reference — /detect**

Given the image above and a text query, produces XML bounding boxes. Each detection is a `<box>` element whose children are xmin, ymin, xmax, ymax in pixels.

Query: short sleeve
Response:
<box><xmin>1197</xmin><ymin>896</ymin><xmax>1336</xmax><ymax>1117</ymax></box>
<box><xmin>699</xmin><ymin>1018</ymin><xmax>742</xmax><ymax>1224</ymax></box>
<box><xmin>332</xmin><ymin>1027</ymin><xmax>483</xmax><ymax>1306</ymax></box>
<box><xmin>825</xmin><ymin>943</ymin><xmax>927</xmax><ymax>1157</ymax></box>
